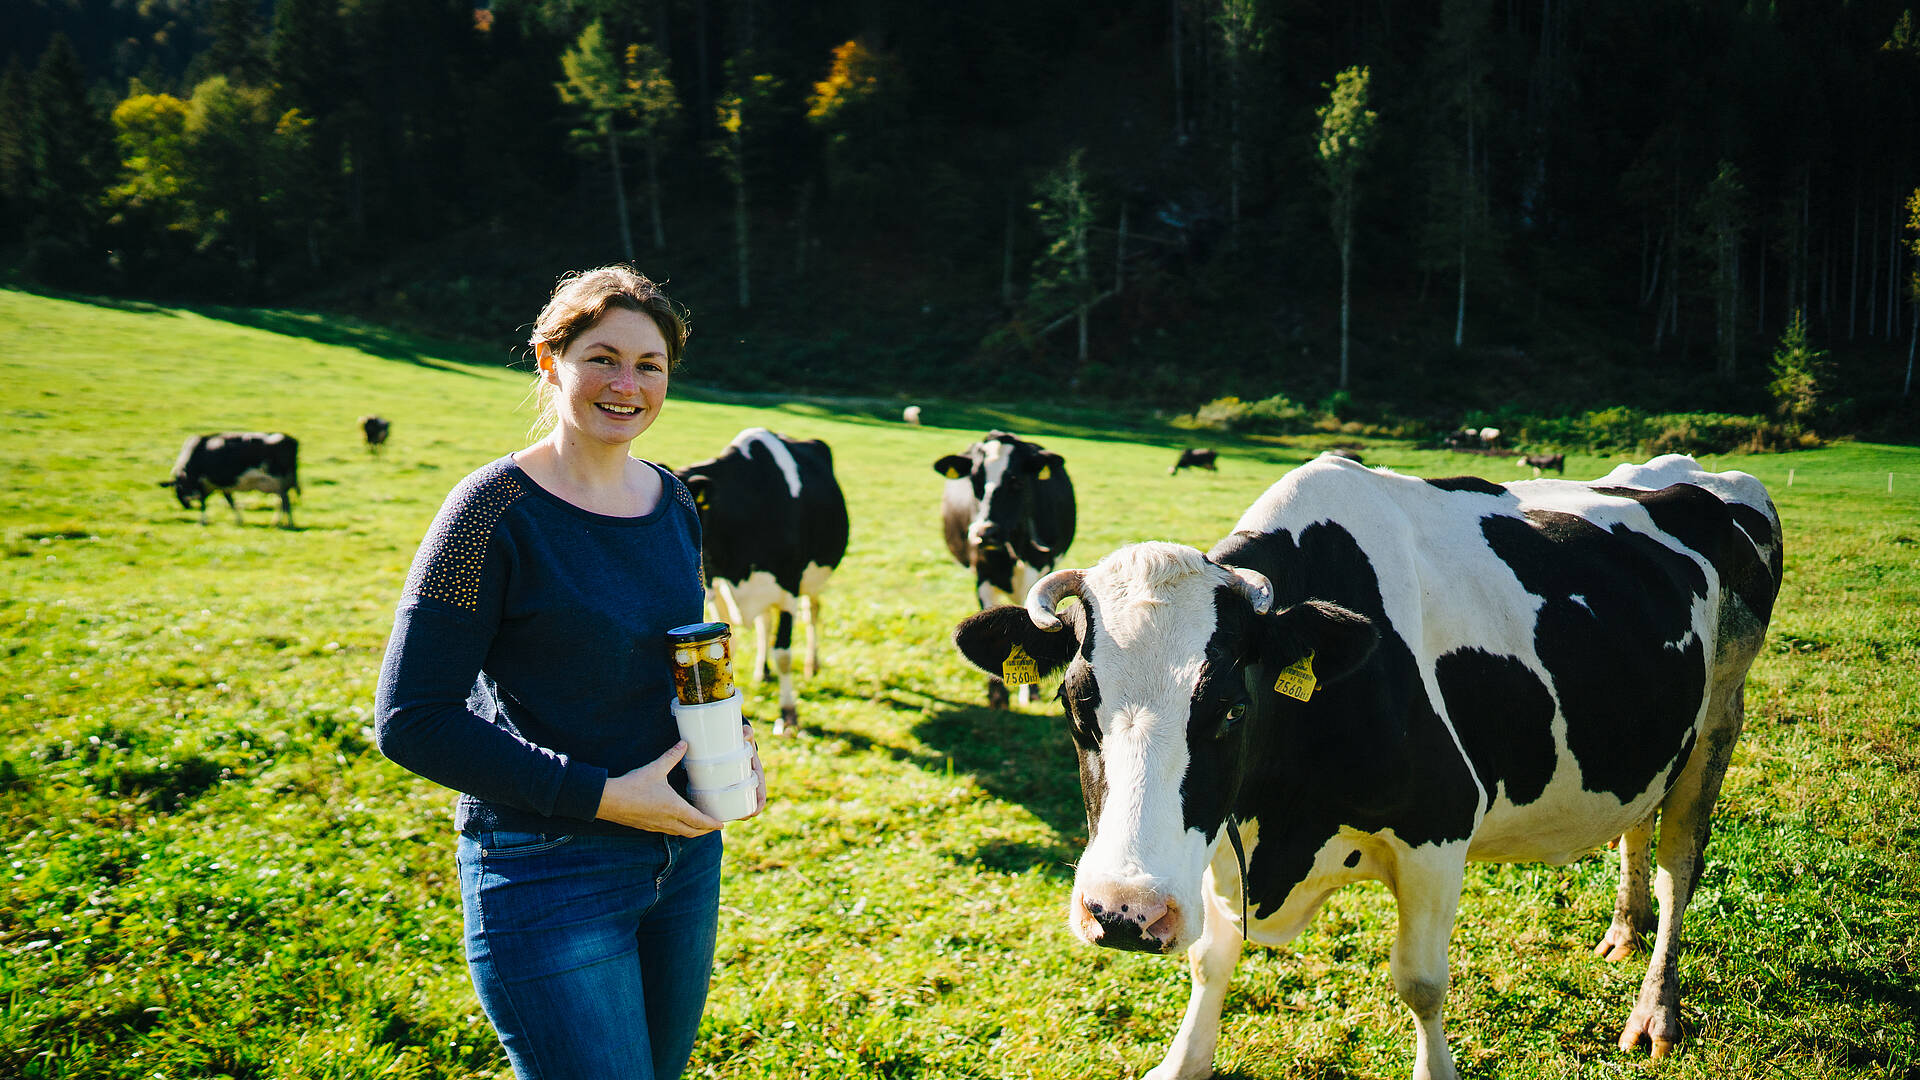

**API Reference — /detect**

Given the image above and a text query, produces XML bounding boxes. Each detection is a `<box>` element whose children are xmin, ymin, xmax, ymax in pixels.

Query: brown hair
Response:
<box><xmin>528</xmin><ymin>266</ymin><xmax>690</xmax><ymax>435</ymax></box>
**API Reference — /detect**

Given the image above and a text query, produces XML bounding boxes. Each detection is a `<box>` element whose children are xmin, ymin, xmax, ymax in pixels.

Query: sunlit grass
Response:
<box><xmin>2</xmin><ymin>287</ymin><xmax>1916</xmax><ymax>1078</ymax></box>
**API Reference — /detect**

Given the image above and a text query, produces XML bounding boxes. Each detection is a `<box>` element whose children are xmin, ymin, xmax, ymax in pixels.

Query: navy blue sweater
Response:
<box><xmin>375</xmin><ymin>456</ymin><xmax>706</xmax><ymax>836</ymax></box>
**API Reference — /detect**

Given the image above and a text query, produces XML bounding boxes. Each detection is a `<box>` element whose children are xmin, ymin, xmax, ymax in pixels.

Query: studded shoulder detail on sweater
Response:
<box><xmin>404</xmin><ymin>461</ymin><xmax>524</xmax><ymax>613</ymax></box>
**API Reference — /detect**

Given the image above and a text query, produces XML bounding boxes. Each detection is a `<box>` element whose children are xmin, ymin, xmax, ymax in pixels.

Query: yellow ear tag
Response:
<box><xmin>1037</xmin><ymin>465</ymin><xmax>1052</xmax><ymax>480</ymax></box>
<box><xmin>1002</xmin><ymin>643</ymin><xmax>1040</xmax><ymax>686</ymax></box>
<box><xmin>944</xmin><ymin>467</ymin><xmax>963</xmax><ymax>479</ymax></box>
<box><xmin>1273</xmin><ymin>651</ymin><xmax>1318</xmax><ymax>701</ymax></box>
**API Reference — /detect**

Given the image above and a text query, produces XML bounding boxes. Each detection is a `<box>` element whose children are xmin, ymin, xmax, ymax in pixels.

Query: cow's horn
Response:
<box><xmin>1025</xmin><ymin>569</ymin><xmax>1086</xmax><ymax>632</ymax></box>
<box><xmin>1228</xmin><ymin>567</ymin><xmax>1274</xmax><ymax>615</ymax></box>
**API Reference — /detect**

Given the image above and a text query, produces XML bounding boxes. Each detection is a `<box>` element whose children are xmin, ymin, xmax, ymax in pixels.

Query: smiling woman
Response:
<box><xmin>374</xmin><ymin>266</ymin><xmax>766</xmax><ymax>1080</ymax></box>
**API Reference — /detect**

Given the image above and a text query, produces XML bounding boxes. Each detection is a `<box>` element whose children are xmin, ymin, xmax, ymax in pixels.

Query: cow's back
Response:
<box><xmin>1225</xmin><ymin>455</ymin><xmax>1780</xmax><ymax>864</ymax></box>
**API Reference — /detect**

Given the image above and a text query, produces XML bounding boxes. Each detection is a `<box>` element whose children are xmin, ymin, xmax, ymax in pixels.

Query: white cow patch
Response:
<box><xmin>731</xmin><ymin>427</ymin><xmax>803</xmax><ymax>499</ymax></box>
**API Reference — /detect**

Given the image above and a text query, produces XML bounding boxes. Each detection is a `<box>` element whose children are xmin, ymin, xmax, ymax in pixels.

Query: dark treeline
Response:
<box><xmin>3</xmin><ymin>0</ymin><xmax>1918</xmax><ymax>436</ymax></box>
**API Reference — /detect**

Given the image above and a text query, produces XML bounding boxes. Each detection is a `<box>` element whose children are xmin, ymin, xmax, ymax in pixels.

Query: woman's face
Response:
<box><xmin>541</xmin><ymin>307</ymin><xmax>671</xmax><ymax>447</ymax></box>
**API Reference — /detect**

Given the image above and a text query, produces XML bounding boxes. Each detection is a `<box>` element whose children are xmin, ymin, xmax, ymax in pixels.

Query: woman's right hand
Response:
<box><xmin>595</xmin><ymin>741</ymin><xmax>723</xmax><ymax>835</ymax></box>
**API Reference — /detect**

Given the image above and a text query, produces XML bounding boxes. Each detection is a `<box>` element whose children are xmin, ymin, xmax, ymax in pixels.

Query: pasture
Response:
<box><xmin>2</xmin><ymin>286</ymin><xmax>1917</xmax><ymax>1079</ymax></box>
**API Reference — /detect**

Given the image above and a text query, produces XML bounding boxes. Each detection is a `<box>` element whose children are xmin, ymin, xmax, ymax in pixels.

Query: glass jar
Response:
<box><xmin>666</xmin><ymin>621</ymin><xmax>734</xmax><ymax>705</ymax></box>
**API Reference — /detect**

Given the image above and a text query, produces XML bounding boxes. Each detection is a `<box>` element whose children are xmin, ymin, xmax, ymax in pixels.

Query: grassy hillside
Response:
<box><xmin>1</xmin><ymin>288</ymin><xmax>1916</xmax><ymax>1079</ymax></box>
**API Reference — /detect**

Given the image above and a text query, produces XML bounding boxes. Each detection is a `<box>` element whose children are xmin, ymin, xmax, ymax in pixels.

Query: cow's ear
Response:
<box><xmin>1033</xmin><ymin>451</ymin><xmax>1065</xmax><ymax>481</ymax></box>
<box><xmin>954</xmin><ymin>605</ymin><xmax>1080</xmax><ymax>679</ymax></box>
<box><xmin>1258</xmin><ymin>600</ymin><xmax>1379</xmax><ymax>687</ymax></box>
<box><xmin>934</xmin><ymin>454</ymin><xmax>970</xmax><ymax>481</ymax></box>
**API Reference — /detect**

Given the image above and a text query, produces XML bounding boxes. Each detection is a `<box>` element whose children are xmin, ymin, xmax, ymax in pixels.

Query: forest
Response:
<box><xmin>4</xmin><ymin>0</ymin><xmax>1919</xmax><ymax>441</ymax></box>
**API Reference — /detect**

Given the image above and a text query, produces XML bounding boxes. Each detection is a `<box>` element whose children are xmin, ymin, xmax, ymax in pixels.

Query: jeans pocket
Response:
<box><xmin>477</xmin><ymin>829</ymin><xmax>574</xmax><ymax>859</ymax></box>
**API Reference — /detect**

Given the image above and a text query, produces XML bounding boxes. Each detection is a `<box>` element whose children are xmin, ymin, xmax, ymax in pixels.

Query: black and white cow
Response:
<box><xmin>675</xmin><ymin>428</ymin><xmax>849</xmax><ymax>735</ymax></box>
<box><xmin>954</xmin><ymin>453</ymin><xmax>1781</xmax><ymax>1080</ymax></box>
<box><xmin>935</xmin><ymin>431</ymin><xmax>1077</xmax><ymax>708</ymax></box>
<box><xmin>1521</xmin><ymin>452</ymin><xmax>1566</xmax><ymax>475</ymax></box>
<box><xmin>1170</xmin><ymin>448</ymin><xmax>1218</xmax><ymax>475</ymax></box>
<box><xmin>161</xmin><ymin>432</ymin><xmax>301</xmax><ymax>527</ymax></box>
<box><xmin>360</xmin><ymin>415</ymin><xmax>391</xmax><ymax>453</ymax></box>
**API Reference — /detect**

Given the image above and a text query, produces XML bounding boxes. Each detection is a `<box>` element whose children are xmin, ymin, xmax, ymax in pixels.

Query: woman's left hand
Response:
<box><xmin>742</xmin><ymin>724</ymin><xmax>767</xmax><ymax>818</ymax></box>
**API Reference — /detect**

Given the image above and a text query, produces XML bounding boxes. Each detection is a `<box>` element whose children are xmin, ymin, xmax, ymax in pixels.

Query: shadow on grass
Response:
<box><xmin>191</xmin><ymin>304</ymin><xmax>512</xmax><ymax>375</ymax></box>
<box><xmin>798</xmin><ymin>685</ymin><xmax>1086</xmax><ymax>873</ymax></box>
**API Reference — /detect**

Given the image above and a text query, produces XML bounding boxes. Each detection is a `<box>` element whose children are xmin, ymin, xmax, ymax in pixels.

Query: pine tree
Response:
<box><xmin>624</xmin><ymin>42</ymin><xmax>681</xmax><ymax>251</ymax></box>
<box><xmin>558</xmin><ymin>20</ymin><xmax>639</xmax><ymax>262</ymax></box>
<box><xmin>24</xmin><ymin>34</ymin><xmax>114</xmax><ymax>275</ymax></box>
<box><xmin>0</xmin><ymin>58</ymin><xmax>28</xmax><ymax>243</ymax></box>
<box><xmin>1316</xmin><ymin>65</ymin><xmax>1377</xmax><ymax>391</ymax></box>
<box><xmin>1030</xmin><ymin>148</ymin><xmax>1100</xmax><ymax>376</ymax></box>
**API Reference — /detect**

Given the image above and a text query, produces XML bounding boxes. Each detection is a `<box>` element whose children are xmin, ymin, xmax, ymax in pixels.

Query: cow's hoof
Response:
<box><xmin>987</xmin><ymin>681</ymin><xmax>1010</xmax><ymax>710</ymax></box>
<box><xmin>1591</xmin><ymin>924</ymin><xmax>1640</xmax><ymax>962</ymax></box>
<box><xmin>775</xmin><ymin>706</ymin><xmax>800</xmax><ymax>736</ymax></box>
<box><xmin>1651</xmin><ymin>1037</ymin><xmax>1674</xmax><ymax>1061</ymax></box>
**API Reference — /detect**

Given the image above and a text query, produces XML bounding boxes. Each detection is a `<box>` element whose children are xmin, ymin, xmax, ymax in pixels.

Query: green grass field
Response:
<box><xmin>2</xmin><ymin>287</ymin><xmax>1917</xmax><ymax>1079</ymax></box>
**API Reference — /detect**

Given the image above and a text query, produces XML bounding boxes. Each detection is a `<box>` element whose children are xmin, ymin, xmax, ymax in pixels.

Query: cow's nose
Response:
<box><xmin>975</xmin><ymin>523</ymin><xmax>1004</xmax><ymax>546</ymax></box>
<box><xmin>1078</xmin><ymin>889</ymin><xmax>1177</xmax><ymax>953</ymax></box>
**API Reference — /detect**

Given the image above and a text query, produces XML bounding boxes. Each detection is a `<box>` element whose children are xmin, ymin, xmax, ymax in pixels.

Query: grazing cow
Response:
<box><xmin>935</xmin><ymin>431</ymin><xmax>1077</xmax><ymax>708</ymax></box>
<box><xmin>674</xmin><ymin>428</ymin><xmax>849</xmax><ymax>734</ymax></box>
<box><xmin>1478</xmin><ymin>426</ymin><xmax>1502</xmax><ymax>448</ymax></box>
<box><xmin>360</xmin><ymin>415</ymin><xmax>391</xmax><ymax>453</ymax></box>
<box><xmin>161</xmin><ymin>432</ymin><xmax>301</xmax><ymax>527</ymax></box>
<box><xmin>953</xmin><ymin>453</ymin><xmax>1781</xmax><ymax>1080</ymax></box>
<box><xmin>903</xmin><ymin>405</ymin><xmax>923</xmax><ymax>425</ymax></box>
<box><xmin>1522</xmin><ymin>452</ymin><xmax>1567</xmax><ymax>476</ymax></box>
<box><xmin>1170</xmin><ymin>448</ymin><xmax>1219</xmax><ymax>475</ymax></box>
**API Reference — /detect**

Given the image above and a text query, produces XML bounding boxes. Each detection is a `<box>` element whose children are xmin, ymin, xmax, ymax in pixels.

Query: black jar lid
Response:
<box><xmin>666</xmin><ymin>621</ymin><xmax>731</xmax><ymax>644</ymax></box>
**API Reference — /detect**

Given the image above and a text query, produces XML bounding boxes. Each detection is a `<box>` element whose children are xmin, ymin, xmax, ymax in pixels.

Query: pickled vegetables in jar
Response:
<box><xmin>666</xmin><ymin>621</ymin><xmax>734</xmax><ymax>705</ymax></box>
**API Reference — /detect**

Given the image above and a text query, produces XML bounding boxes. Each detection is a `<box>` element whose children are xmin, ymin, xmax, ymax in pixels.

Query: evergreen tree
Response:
<box><xmin>1420</xmin><ymin>0</ymin><xmax>1495</xmax><ymax>349</ymax></box>
<box><xmin>24</xmin><ymin>34</ymin><xmax>115</xmax><ymax>277</ymax></box>
<box><xmin>559</xmin><ymin>19</ymin><xmax>639</xmax><ymax>262</ymax></box>
<box><xmin>1214</xmin><ymin>0</ymin><xmax>1265</xmax><ymax>247</ymax></box>
<box><xmin>624</xmin><ymin>42</ymin><xmax>681</xmax><ymax>251</ymax></box>
<box><xmin>206</xmin><ymin>0</ymin><xmax>266</xmax><ymax>85</ymax></box>
<box><xmin>0</xmin><ymin>58</ymin><xmax>27</xmax><ymax>243</ymax></box>
<box><xmin>1316</xmin><ymin>64</ymin><xmax>1376</xmax><ymax>391</ymax></box>
<box><xmin>712</xmin><ymin>60</ymin><xmax>784</xmax><ymax>309</ymax></box>
<box><xmin>1695</xmin><ymin>160</ymin><xmax>1748</xmax><ymax>381</ymax></box>
<box><xmin>1767</xmin><ymin>309</ymin><xmax>1830</xmax><ymax>428</ymax></box>
<box><xmin>1030</xmin><ymin>147</ymin><xmax>1099</xmax><ymax>376</ymax></box>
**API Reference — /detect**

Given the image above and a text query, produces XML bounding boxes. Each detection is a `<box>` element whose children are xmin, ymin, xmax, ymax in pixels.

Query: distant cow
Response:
<box><xmin>1522</xmin><ymin>452</ymin><xmax>1567</xmax><ymax>475</ymax></box>
<box><xmin>675</xmin><ymin>428</ymin><xmax>849</xmax><ymax>735</ymax></box>
<box><xmin>1443</xmin><ymin>427</ymin><xmax>1502</xmax><ymax>451</ymax></box>
<box><xmin>1170</xmin><ymin>448</ymin><xmax>1218</xmax><ymax>475</ymax></box>
<box><xmin>360</xmin><ymin>415</ymin><xmax>391</xmax><ymax>453</ymax></box>
<box><xmin>935</xmin><ymin>431</ymin><xmax>1076</xmax><ymax>708</ymax></box>
<box><xmin>161</xmin><ymin>432</ymin><xmax>300</xmax><ymax>527</ymax></box>
<box><xmin>954</xmin><ymin>453</ymin><xmax>1781</xmax><ymax>1079</ymax></box>
<box><xmin>903</xmin><ymin>405</ymin><xmax>923</xmax><ymax>425</ymax></box>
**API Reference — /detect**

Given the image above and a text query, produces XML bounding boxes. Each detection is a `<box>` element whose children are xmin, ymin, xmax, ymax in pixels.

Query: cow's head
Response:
<box><xmin>952</xmin><ymin>541</ymin><xmax>1377</xmax><ymax>955</ymax></box>
<box><xmin>159</xmin><ymin>476</ymin><xmax>195</xmax><ymax>508</ymax></box>
<box><xmin>934</xmin><ymin>432</ymin><xmax>1065</xmax><ymax>562</ymax></box>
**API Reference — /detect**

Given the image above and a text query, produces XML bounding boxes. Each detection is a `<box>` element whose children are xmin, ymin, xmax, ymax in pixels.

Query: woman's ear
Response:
<box><xmin>535</xmin><ymin>342</ymin><xmax>558</xmax><ymax>384</ymax></box>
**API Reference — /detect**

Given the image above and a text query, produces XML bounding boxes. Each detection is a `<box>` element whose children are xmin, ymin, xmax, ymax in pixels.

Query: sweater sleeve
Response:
<box><xmin>373</xmin><ymin>470</ymin><xmax>608</xmax><ymax>822</ymax></box>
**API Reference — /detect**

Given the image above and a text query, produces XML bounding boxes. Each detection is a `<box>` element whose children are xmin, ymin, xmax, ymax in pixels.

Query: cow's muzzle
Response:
<box><xmin>1072</xmin><ymin>885</ymin><xmax>1180</xmax><ymax>954</ymax></box>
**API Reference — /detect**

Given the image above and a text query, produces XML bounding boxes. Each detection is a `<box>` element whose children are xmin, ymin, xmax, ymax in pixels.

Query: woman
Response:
<box><xmin>375</xmin><ymin>266</ymin><xmax>764</xmax><ymax>1079</ymax></box>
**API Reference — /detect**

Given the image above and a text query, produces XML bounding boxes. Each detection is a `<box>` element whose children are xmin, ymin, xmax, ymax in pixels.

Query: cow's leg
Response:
<box><xmin>771</xmin><ymin>610</ymin><xmax>798</xmax><ymax>736</ymax></box>
<box><xmin>801</xmin><ymin>593</ymin><xmax>820</xmax><ymax>677</ymax></box>
<box><xmin>751</xmin><ymin>612</ymin><xmax>770</xmax><ymax>684</ymax></box>
<box><xmin>1389</xmin><ymin>852</ymin><xmax>1466</xmax><ymax>1080</ymax></box>
<box><xmin>1146</xmin><ymin>866</ymin><xmax>1244</xmax><ymax>1080</ymax></box>
<box><xmin>1620</xmin><ymin>690</ymin><xmax>1744</xmax><ymax>1058</ymax></box>
<box><xmin>278</xmin><ymin>487</ymin><xmax>294</xmax><ymax>528</ymax></box>
<box><xmin>1595</xmin><ymin>811</ymin><xmax>1657</xmax><ymax>961</ymax></box>
<box><xmin>222</xmin><ymin>490</ymin><xmax>241</xmax><ymax>526</ymax></box>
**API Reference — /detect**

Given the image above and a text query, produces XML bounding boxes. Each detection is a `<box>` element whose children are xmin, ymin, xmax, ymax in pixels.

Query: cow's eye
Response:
<box><xmin>1216</xmin><ymin>703</ymin><xmax>1247</xmax><ymax>739</ymax></box>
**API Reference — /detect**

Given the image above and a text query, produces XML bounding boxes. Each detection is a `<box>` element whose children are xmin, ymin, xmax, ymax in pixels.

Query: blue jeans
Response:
<box><xmin>456</xmin><ymin>829</ymin><xmax>723</xmax><ymax>1080</ymax></box>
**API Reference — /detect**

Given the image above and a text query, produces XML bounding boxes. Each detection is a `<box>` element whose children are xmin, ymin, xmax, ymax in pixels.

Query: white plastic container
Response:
<box><xmin>671</xmin><ymin>691</ymin><xmax>745</xmax><ymax>760</ymax></box>
<box><xmin>690</xmin><ymin>776</ymin><xmax>758</xmax><ymax>821</ymax></box>
<box><xmin>684</xmin><ymin>741</ymin><xmax>755</xmax><ymax>790</ymax></box>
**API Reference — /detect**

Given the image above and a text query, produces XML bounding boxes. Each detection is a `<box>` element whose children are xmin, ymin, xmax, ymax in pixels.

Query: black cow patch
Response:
<box><xmin>1437</xmin><ymin>648</ymin><xmax>1558</xmax><ymax>807</ymax></box>
<box><xmin>1210</xmin><ymin>523</ymin><xmax>1482</xmax><ymax>920</ymax></box>
<box><xmin>1481</xmin><ymin>510</ymin><xmax>1709</xmax><ymax>803</ymax></box>
<box><xmin>1598</xmin><ymin>485</ymin><xmax>1781</xmax><ymax>630</ymax></box>
<box><xmin>1426</xmin><ymin>475</ymin><xmax>1509</xmax><ymax>497</ymax></box>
